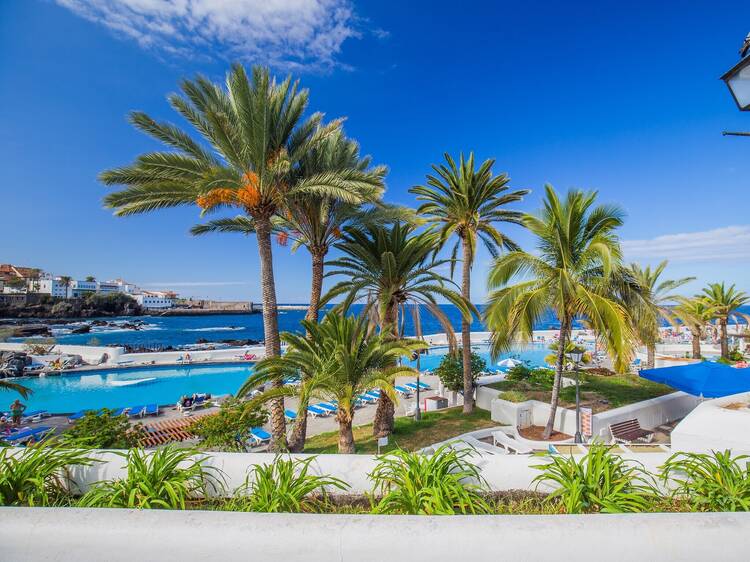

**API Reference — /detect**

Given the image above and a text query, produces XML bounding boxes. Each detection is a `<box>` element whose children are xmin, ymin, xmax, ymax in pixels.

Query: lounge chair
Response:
<box><xmin>609</xmin><ymin>419</ymin><xmax>654</xmax><ymax>443</ymax></box>
<box><xmin>316</xmin><ymin>402</ymin><xmax>337</xmax><ymax>414</ymax></box>
<box><xmin>248</xmin><ymin>427</ymin><xmax>271</xmax><ymax>447</ymax></box>
<box><xmin>365</xmin><ymin>391</ymin><xmax>380</xmax><ymax>400</ymax></box>
<box><xmin>307</xmin><ymin>404</ymin><xmax>330</xmax><ymax>418</ymax></box>
<box><xmin>284</xmin><ymin>409</ymin><xmax>297</xmax><ymax>421</ymax></box>
<box><xmin>20</xmin><ymin>410</ymin><xmax>48</xmax><ymax>423</ymax></box>
<box><xmin>395</xmin><ymin>385</ymin><xmax>413</xmax><ymax>397</ymax></box>
<box><xmin>127</xmin><ymin>405</ymin><xmax>145</xmax><ymax>418</ymax></box>
<box><xmin>6</xmin><ymin>426</ymin><xmax>53</xmax><ymax>444</ymax></box>
<box><xmin>110</xmin><ymin>407</ymin><xmax>129</xmax><ymax>417</ymax></box>
<box><xmin>143</xmin><ymin>404</ymin><xmax>159</xmax><ymax>417</ymax></box>
<box><xmin>492</xmin><ymin>431</ymin><xmax>534</xmax><ymax>454</ymax></box>
<box><xmin>357</xmin><ymin>394</ymin><xmax>377</xmax><ymax>404</ymax></box>
<box><xmin>68</xmin><ymin>410</ymin><xmax>91</xmax><ymax>423</ymax></box>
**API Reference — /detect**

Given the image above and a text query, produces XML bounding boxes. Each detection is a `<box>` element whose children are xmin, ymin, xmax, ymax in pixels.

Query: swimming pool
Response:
<box><xmin>12</xmin><ymin>363</ymin><xmax>256</xmax><ymax>415</ymax></box>
<box><xmin>11</xmin><ymin>343</ymin><xmax>556</xmax><ymax>415</ymax></box>
<box><xmin>407</xmin><ymin>342</ymin><xmax>553</xmax><ymax>372</ymax></box>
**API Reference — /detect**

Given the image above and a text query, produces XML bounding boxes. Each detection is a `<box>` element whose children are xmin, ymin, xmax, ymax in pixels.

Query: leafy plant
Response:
<box><xmin>499</xmin><ymin>390</ymin><xmax>527</xmax><ymax>403</ymax></box>
<box><xmin>661</xmin><ymin>450</ymin><xmax>750</xmax><ymax>512</ymax></box>
<box><xmin>369</xmin><ymin>444</ymin><xmax>490</xmax><ymax>514</ymax></box>
<box><xmin>231</xmin><ymin>456</ymin><xmax>349</xmax><ymax>513</ymax></box>
<box><xmin>532</xmin><ymin>444</ymin><xmax>657</xmax><ymax>513</ymax></box>
<box><xmin>0</xmin><ymin>443</ymin><xmax>96</xmax><ymax>506</ymax></box>
<box><xmin>191</xmin><ymin>398</ymin><xmax>268</xmax><ymax>451</ymax></box>
<box><xmin>528</xmin><ymin>368</ymin><xmax>555</xmax><ymax>389</ymax></box>
<box><xmin>505</xmin><ymin>364</ymin><xmax>532</xmax><ymax>382</ymax></box>
<box><xmin>79</xmin><ymin>446</ymin><xmax>224</xmax><ymax>509</ymax></box>
<box><xmin>434</xmin><ymin>348</ymin><xmax>487</xmax><ymax>393</ymax></box>
<box><xmin>62</xmin><ymin>409</ymin><xmax>143</xmax><ymax>449</ymax></box>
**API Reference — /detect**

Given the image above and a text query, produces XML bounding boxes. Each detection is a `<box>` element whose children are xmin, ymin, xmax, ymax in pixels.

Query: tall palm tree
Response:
<box><xmin>701</xmin><ymin>282</ymin><xmax>750</xmax><ymax>359</ymax></box>
<box><xmin>625</xmin><ymin>261</ymin><xmax>694</xmax><ymax>369</ymax></box>
<box><xmin>58</xmin><ymin>276</ymin><xmax>73</xmax><ymax>299</ymax></box>
<box><xmin>193</xmin><ymin>131</ymin><xmax>399</xmax><ymax>452</ymax></box>
<box><xmin>484</xmin><ymin>185</ymin><xmax>635</xmax><ymax>439</ymax></box>
<box><xmin>410</xmin><ymin>152</ymin><xmax>528</xmax><ymax>413</ymax></box>
<box><xmin>322</xmin><ymin>222</ymin><xmax>473</xmax><ymax>436</ymax></box>
<box><xmin>240</xmin><ymin>313</ymin><xmax>424</xmax><ymax>453</ymax></box>
<box><xmin>0</xmin><ymin>380</ymin><xmax>31</xmax><ymax>399</ymax></box>
<box><xmin>673</xmin><ymin>296</ymin><xmax>716</xmax><ymax>359</ymax></box>
<box><xmin>101</xmin><ymin>64</ymin><xmax>377</xmax><ymax>450</ymax></box>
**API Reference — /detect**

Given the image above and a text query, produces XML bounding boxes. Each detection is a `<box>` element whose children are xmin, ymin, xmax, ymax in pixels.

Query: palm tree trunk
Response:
<box><xmin>255</xmin><ymin>216</ymin><xmax>286</xmax><ymax>451</ymax></box>
<box><xmin>286</xmin><ymin>249</ymin><xmax>326</xmax><ymax>453</ymax></box>
<box><xmin>338</xmin><ymin>411</ymin><xmax>355</xmax><ymax>454</ymax></box>
<box><xmin>543</xmin><ymin>316</ymin><xmax>569</xmax><ymax>440</ymax></box>
<box><xmin>691</xmin><ymin>329</ymin><xmax>701</xmax><ymax>359</ymax></box>
<box><xmin>720</xmin><ymin>319</ymin><xmax>729</xmax><ymax>359</ymax></box>
<box><xmin>373</xmin><ymin>302</ymin><xmax>398</xmax><ymax>437</ymax></box>
<box><xmin>646</xmin><ymin>343</ymin><xmax>656</xmax><ymax>370</ymax></box>
<box><xmin>461</xmin><ymin>237</ymin><xmax>474</xmax><ymax>414</ymax></box>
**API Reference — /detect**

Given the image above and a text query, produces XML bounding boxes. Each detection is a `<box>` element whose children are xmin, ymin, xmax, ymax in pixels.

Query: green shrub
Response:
<box><xmin>0</xmin><ymin>443</ymin><xmax>96</xmax><ymax>506</ymax></box>
<box><xmin>191</xmin><ymin>398</ymin><xmax>268</xmax><ymax>451</ymax></box>
<box><xmin>62</xmin><ymin>410</ymin><xmax>143</xmax><ymax>449</ymax></box>
<box><xmin>499</xmin><ymin>390</ymin><xmax>527</xmax><ymax>403</ymax></box>
<box><xmin>528</xmin><ymin>368</ymin><xmax>555</xmax><ymax>389</ymax></box>
<box><xmin>728</xmin><ymin>348</ymin><xmax>744</xmax><ymax>362</ymax></box>
<box><xmin>532</xmin><ymin>444</ymin><xmax>657</xmax><ymax>513</ymax></box>
<box><xmin>661</xmin><ymin>450</ymin><xmax>750</xmax><ymax>512</ymax></box>
<box><xmin>369</xmin><ymin>444</ymin><xmax>490</xmax><ymax>515</ymax></box>
<box><xmin>505</xmin><ymin>364</ymin><xmax>532</xmax><ymax>382</ymax></box>
<box><xmin>434</xmin><ymin>348</ymin><xmax>487</xmax><ymax>392</ymax></box>
<box><xmin>79</xmin><ymin>446</ymin><xmax>224</xmax><ymax>509</ymax></box>
<box><xmin>230</xmin><ymin>456</ymin><xmax>349</xmax><ymax>513</ymax></box>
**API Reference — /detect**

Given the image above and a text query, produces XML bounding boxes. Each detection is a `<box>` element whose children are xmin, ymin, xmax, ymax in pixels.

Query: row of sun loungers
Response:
<box><xmin>3</xmin><ymin>425</ymin><xmax>53</xmax><ymax>445</ymax></box>
<box><xmin>68</xmin><ymin>404</ymin><xmax>160</xmax><ymax>423</ymax></box>
<box><xmin>1</xmin><ymin>409</ymin><xmax>49</xmax><ymax>424</ymax></box>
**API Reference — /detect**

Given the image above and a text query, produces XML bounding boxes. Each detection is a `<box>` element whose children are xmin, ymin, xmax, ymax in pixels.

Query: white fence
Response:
<box><xmin>1</xmin><ymin>508</ymin><xmax>748</xmax><ymax>562</ymax></box>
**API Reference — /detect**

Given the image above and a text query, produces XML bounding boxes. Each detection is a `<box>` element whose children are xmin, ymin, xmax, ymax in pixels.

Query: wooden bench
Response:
<box><xmin>609</xmin><ymin>419</ymin><xmax>654</xmax><ymax>444</ymax></box>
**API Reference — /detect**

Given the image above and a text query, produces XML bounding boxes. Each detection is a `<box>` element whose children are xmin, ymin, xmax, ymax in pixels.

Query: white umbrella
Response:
<box><xmin>497</xmin><ymin>358</ymin><xmax>521</xmax><ymax>368</ymax></box>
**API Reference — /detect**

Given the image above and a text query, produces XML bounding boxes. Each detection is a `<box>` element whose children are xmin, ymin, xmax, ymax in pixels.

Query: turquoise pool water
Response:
<box><xmin>12</xmin><ymin>363</ymin><xmax>256</xmax><ymax>415</ymax></box>
<box><xmin>10</xmin><ymin>343</ymin><xmax>555</xmax><ymax>415</ymax></box>
<box><xmin>406</xmin><ymin>342</ymin><xmax>553</xmax><ymax>372</ymax></box>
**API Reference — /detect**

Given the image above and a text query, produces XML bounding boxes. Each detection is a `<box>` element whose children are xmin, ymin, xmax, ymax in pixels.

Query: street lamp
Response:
<box><xmin>721</xmin><ymin>32</ymin><xmax>750</xmax><ymax>135</ymax></box>
<box><xmin>569</xmin><ymin>349</ymin><xmax>584</xmax><ymax>444</ymax></box>
<box><xmin>414</xmin><ymin>351</ymin><xmax>422</xmax><ymax>421</ymax></box>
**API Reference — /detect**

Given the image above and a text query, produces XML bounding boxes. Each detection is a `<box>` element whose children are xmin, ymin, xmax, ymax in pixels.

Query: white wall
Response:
<box><xmin>592</xmin><ymin>392</ymin><xmax>701</xmax><ymax>438</ymax></box>
<box><xmin>671</xmin><ymin>392</ymin><xmax>750</xmax><ymax>454</ymax></box>
<box><xmin>2</xmin><ymin>508</ymin><xmax>748</xmax><ymax>562</ymax></box>
<box><xmin>0</xmin><ymin>342</ymin><xmax>125</xmax><ymax>365</ymax></box>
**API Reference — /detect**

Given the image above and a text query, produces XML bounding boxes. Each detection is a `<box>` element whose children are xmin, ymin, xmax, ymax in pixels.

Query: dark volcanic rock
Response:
<box><xmin>11</xmin><ymin>324</ymin><xmax>51</xmax><ymax>337</ymax></box>
<box><xmin>71</xmin><ymin>324</ymin><xmax>91</xmax><ymax>334</ymax></box>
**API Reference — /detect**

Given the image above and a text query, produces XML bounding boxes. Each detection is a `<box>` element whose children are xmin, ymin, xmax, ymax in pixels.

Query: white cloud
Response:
<box><xmin>56</xmin><ymin>0</ymin><xmax>361</xmax><ymax>70</ymax></box>
<box><xmin>622</xmin><ymin>225</ymin><xmax>750</xmax><ymax>263</ymax></box>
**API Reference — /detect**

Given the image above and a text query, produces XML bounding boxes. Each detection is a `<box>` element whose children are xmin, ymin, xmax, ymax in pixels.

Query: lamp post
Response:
<box><xmin>415</xmin><ymin>351</ymin><xmax>422</xmax><ymax>421</ymax></box>
<box><xmin>721</xmin><ymin>32</ymin><xmax>750</xmax><ymax>135</ymax></box>
<box><xmin>570</xmin><ymin>349</ymin><xmax>584</xmax><ymax>444</ymax></box>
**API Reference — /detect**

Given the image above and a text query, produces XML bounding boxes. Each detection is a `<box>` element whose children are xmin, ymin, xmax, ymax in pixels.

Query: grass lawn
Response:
<box><xmin>489</xmin><ymin>372</ymin><xmax>673</xmax><ymax>412</ymax></box>
<box><xmin>303</xmin><ymin>407</ymin><xmax>496</xmax><ymax>454</ymax></box>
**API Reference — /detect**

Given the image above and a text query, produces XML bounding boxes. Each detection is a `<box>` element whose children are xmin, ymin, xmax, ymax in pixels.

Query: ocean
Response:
<box><xmin>13</xmin><ymin>303</ymin><xmax>749</xmax><ymax>349</ymax></box>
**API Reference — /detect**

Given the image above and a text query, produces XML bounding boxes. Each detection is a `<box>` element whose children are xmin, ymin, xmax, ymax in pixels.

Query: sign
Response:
<box><xmin>580</xmin><ymin>407</ymin><xmax>593</xmax><ymax>437</ymax></box>
<box><xmin>377</xmin><ymin>436</ymin><xmax>388</xmax><ymax>454</ymax></box>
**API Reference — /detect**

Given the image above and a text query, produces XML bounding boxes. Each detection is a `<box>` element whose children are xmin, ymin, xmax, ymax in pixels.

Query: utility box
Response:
<box><xmin>424</xmin><ymin>396</ymin><xmax>448</xmax><ymax>411</ymax></box>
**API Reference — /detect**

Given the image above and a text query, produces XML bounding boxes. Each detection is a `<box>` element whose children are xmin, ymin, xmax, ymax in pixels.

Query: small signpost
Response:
<box><xmin>581</xmin><ymin>407</ymin><xmax>593</xmax><ymax>439</ymax></box>
<box><xmin>377</xmin><ymin>436</ymin><xmax>388</xmax><ymax>455</ymax></box>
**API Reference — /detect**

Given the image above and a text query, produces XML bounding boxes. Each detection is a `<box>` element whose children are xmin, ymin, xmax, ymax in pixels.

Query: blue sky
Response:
<box><xmin>1</xmin><ymin>0</ymin><xmax>749</xmax><ymax>302</ymax></box>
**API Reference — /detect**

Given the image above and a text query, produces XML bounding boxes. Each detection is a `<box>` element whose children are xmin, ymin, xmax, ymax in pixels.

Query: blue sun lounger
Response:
<box><xmin>316</xmin><ymin>402</ymin><xmax>337</xmax><ymax>414</ymax></box>
<box><xmin>365</xmin><ymin>390</ymin><xmax>380</xmax><ymax>400</ymax></box>
<box><xmin>110</xmin><ymin>407</ymin><xmax>129</xmax><ymax>417</ymax></box>
<box><xmin>395</xmin><ymin>385</ymin><xmax>413</xmax><ymax>397</ymax></box>
<box><xmin>68</xmin><ymin>410</ymin><xmax>93</xmax><ymax>423</ymax></box>
<box><xmin>285</xmin><ymin>409</ymin><xmax>298</xmax><ymax>421</ymax></box>
<box><xmin>127</xmin><ymin>405</ymin><xmax>145</xmax><ymax>418</ymax></box>
<box><xmin>249</xmin><ymin>427</ymin><xmax>271</xmax><ymax>446</ymax></box>
<box><xmin>405</xmin><ymin>382</ymin><xmax>431</xmax><ymax>391</ymax></box>
<box><xmin>307</xmin><ymin>404</ymin><xmax>330</xmax><ymax>417</ymax></box>
<box><xmin>143</xmin><ymin>404</ymin><xmax>159</xmax><ymax>416</ymax></box>
<box><xmin>5</xmin><ymin>426</ymin><xmax>53</xmax><ymax>444</ymax></box>
<box><xmin>357</xmin><ymin>394</ymin><xmax>377</xmax><ymax>404</ymax></box>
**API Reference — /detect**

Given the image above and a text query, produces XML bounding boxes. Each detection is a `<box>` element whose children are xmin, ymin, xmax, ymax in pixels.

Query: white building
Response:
<box><xmin>37</xmin><ymin>278</ymin><xmax>71</xmax><ymax>298</ymax></box>
<box><xmin>72</xmin><ymin>280</ymin><xmax>97</xmax><ymax>297</ymax></box>
<box><xmin>134</xmin><ymin>291</ymin><xmax>174</xmax><ymax>310</ymax></box>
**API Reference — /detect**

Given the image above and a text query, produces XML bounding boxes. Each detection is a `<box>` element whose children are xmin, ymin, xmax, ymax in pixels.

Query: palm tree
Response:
<box><xmin>673</xmin><ymin>297</ymin><xmax>716</xmax><ymax>359</ymax></box>
<box><xmin>193</xmin><ymin>131</ymin><xmax>400</xmax><ymax>452</ymax></box>
<box><xmin>239</xmin><ymin>313</ymin><xmax>424</xmax><ymax>453</ymax></box>
<box><xmin>484</xmin><ymin>185</ymin><xmax>635</xmax><ymax>439</ymax></box>
<box><xmin>58</xmin><ymin>276</ymin><xmax>73</xmax><ymax>298</ymax></box>
<box><xmin>0</xmin><ymin>380</ymin><xmax>31</xmax><ymax>399</ymax></box>
<box><xmin>101</xmin><ymin>65</ymin><xmax>377</xmax><ymax>450</ymax></box>
<box><xmin>85</xmin><ymin>276</ymin><xmax>96</xmax><ymax>282</ymax></box>
<box><xmin>410</xmin><ymin>152</ymin><xmax>528</xmax><ymax>413</ymax></box>
<box><xmin>323</xmin><ymin>222</ymin><xmax>473</xmax><ymax>436</ymax></box>
<box><xmin>625</xmin><ymin>261</ymin><xmax>694</xmax><ymax>369</ymax></box>
<box><xmin>700</xmin><ymin>282</ymin><xmax>750</xmax><ymax>359</ymax></box>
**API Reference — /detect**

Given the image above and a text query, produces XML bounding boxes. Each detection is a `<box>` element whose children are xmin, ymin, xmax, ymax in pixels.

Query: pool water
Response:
<box><xmin>406</xmin><ymin>342</ymin><xmax>552</xmax><ymax>372</ymax></box>
<box><xmin>11</xmin><ymin>343</ymin><xmax>555</xmax><ymax>415</ymax></box>
<box><xmin>13</xmin><ymin>363</ymin><xmax>256</xmax><ymax>415</ymax></box>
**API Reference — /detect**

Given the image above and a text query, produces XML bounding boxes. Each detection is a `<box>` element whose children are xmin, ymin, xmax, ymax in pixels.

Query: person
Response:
<box><xmin>10</xmin><ymin>399</ymin><xmax>26</xmax><ymax>427</ymax></box>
